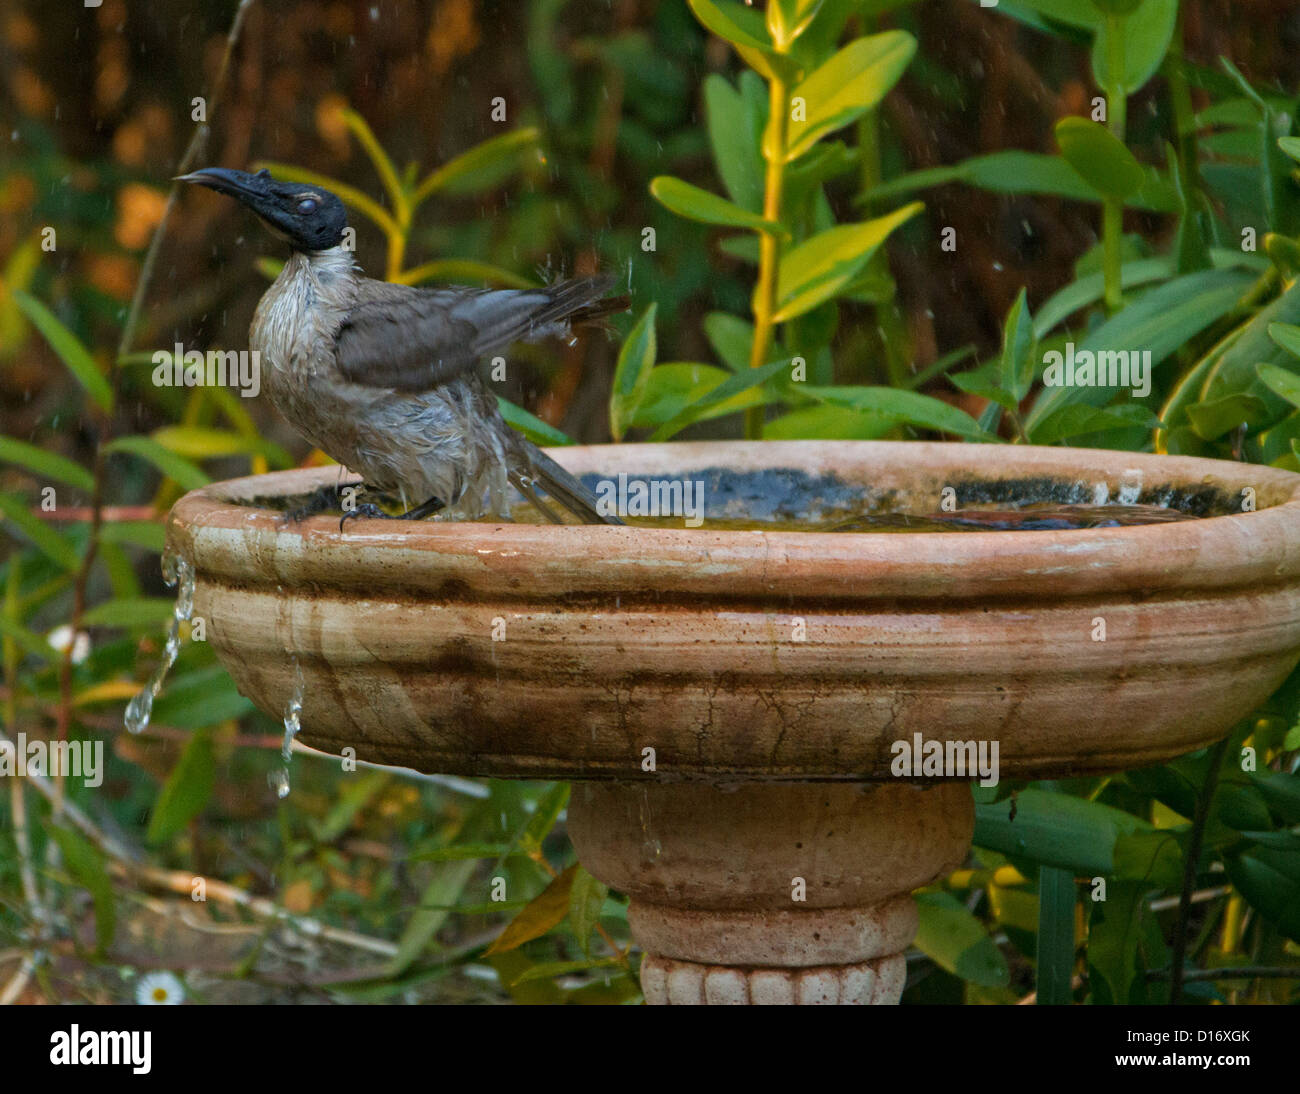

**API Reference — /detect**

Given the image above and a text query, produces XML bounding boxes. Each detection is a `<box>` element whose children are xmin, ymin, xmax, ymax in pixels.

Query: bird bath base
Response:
<box><xmin>569</xmin><ymin>781</ymin><xmax>972</xmax><ymax>1004</ymax></box>
<box><xmin>165</xmin><ymin>441</ymin><xmax>1300</xmax><ymax>1004</ymax></box>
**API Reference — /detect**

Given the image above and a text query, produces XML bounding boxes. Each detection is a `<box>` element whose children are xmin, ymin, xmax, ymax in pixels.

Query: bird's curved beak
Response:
<box><xmin>176</xmin><ymin>167</ymin><xmax>273</xmax><ymax>206</ymax></box>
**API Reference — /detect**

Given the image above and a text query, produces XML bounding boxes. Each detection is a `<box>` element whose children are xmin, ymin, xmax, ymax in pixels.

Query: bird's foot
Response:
<box><xmin>338</xmin><ymin>502</ymin><xmax>392</xmax><ymax>530</ymax></box>
<box><xmin>281</xmin><ymin>483</ymin><xmax>355</xmax><ymax>525</ymax></box>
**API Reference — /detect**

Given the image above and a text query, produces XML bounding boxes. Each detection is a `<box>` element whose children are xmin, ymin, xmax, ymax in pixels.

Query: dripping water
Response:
<box><xmin>124</xmin><ymin>553</ymin><xmax>194</xmax><ymax>734</ymax></box>
<box><xmin>268</xmin><ymin>657</ymin><xmax>305</xmax><ymax>799</ymax></box>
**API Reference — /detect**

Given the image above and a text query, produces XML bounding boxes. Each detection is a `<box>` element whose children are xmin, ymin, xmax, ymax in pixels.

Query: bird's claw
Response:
<box><xmin>338</xmin><ymin>502</ymin><xmax>390</xmax><ymax>530</ymax></box>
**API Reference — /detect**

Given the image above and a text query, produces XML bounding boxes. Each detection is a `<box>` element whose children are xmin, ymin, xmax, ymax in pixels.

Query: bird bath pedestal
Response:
<box><xmin>167</xmin><ymin>441</ymin><xmax>1300</xmax><ymax>1004</ymax></box>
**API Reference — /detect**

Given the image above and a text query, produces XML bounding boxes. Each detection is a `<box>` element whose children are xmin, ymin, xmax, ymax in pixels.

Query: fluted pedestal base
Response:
<box><xmin>569</xmin><ymin>781</ymin><xmax>974</xmax><ymax>1005</ymax></box>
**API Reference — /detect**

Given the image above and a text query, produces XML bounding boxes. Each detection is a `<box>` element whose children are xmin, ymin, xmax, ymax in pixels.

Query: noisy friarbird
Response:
<box><xmin>178</xmin><ymin>166</ymin><xmax>626</xmax><ymax>525</ymax></box>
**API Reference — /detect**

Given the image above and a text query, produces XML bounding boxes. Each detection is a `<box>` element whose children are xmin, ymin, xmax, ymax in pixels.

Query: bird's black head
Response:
<box><xmin>177</xmin><ymin>167</ymin><xmax>348</xmax><ymax>252</ymax></box>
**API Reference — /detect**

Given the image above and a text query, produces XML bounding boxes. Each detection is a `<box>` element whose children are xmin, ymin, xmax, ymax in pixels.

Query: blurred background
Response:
<box><xmin>7</xmin><ymin>0</ymin><xmax>1299</xmax><ymax>460</ymax></box>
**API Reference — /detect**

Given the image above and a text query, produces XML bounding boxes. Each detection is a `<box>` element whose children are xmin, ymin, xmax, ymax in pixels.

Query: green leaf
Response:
<box><xmin>148</xmin><ymin>665</ymin><xmax>253</xmax><ymax>730</ymax></box>
<box><xmin>974</xmin><ymin>788</ymin><xmax>1151</xmax><ymax>874</ymax></box>
<box><xmin>406</xmin><ymin>842</ymin><xmax>516</xmax><ymax>863</ymax></box>
<box><xmin>150</xmin><ymin>425</ymin><xmax>287</xmax><ymax>464</ymax></box>
<box><xmin>1280</xmin><ymin>136</ymin><xmax>1300</xmax><ymax>164</ymax></box>
<box><xmin>387</xmin><ymin>857</ymin><xmax>478</xmax><ymax>975</ymax></box>
<box><xmin>1198</xmin><ymin>280</ymin><xmax>1300</xmax><ymax>425</ymax></box>
<box><xmin>631</xmin><ymin>363</ymin><xmax>760</xmax><ymax>430</ymax></box>
<box><xmin>704</xmin><ymin>76</ymin><xmax>764</xmax><ymax>213</ymax></box>
<box><xmin>515</xmin><ymin>783</ymin><xmax>570</xmax><ymax>857</ymax></box>
<box><xmin>12</xmin><ymin>292</ymin><xmax>112</xmax><ymax>411</ymax></box>
<box><xmin>0</xmin><ymin>436</ymin><xmax>94</xmax><ymax>491</ymax></box>
<box><xmin>648</xmin><ymin>357</ymin><xmax>788</xmax><ymax>441</ymax></box>
<box><xmin>1007</xmin><ymin>0</ymin><xmax>1103</xmax><ymax>27</ymax></box>
<box><xmin>568</xmin><ymin>865</ymin><xmax>609</xmax><ymax>957</ymax></box>
<box><xmin>1086</xmin><ymin>880</ymin><xmax>1146</xmax><ymax>1004</ymax></box>
<box><xmin>0</xmin><ymin>616</ymin><xmax>58</xmax><ymax>662</ymax></box>
<box><xmin>1000</xmin><ymin>289</ymin><xmax>1036</xmax><ymax>402</ymax></box>
<box><xmin>100</xmin><ymin>520</ymin><xmax>166</xmax><ymax>552</ymax></box>
<box><xmin>1035</xmin><ymin>257</ymin><xmax>1173</xmax><ymax>334</ymax></box>
<box><xmin>1269</xmin><ymin>321</ymin><xmax>1300</xmax><ymax>361</ymax></box>
<box><xmin>1251</xmin><ymin>771</ymin><xmax>1300</xmax><ymax>825</ymax></box>
<box><xmin>610</xmin><ymin>305</ymin><xmax>658</xmax><ymax>440</ymax></box>
<box><xmin>650</xmin><ymin>176</ymin><xmax>783</xmax><ymax>233</ymax></box>
<box><xmin>510</xmin><ymin>956</ymin><xmax>624</xmax><ymax>985</ymax></box>
<box><xmin>341</xmin><ymin>108</ymin><xmax>407</xmax><ymax>217</ymax></box>
<box><xmin>1113</xmin><ymin>831</ymin><xmax>1184</xmax><ymax>889</ymax></box>
<box><xmin>913</xmin><ymin>891</ymin><xmax>1009</xmax><ymax>987</ymax></box>
<box><xmin>1055</xmin><ymin>117</ymin><xmax>1146</xmax><ymax>199</ymax></box>
<box><xmin>147</xmin><ymin>729</ymin><xmax>215</xmax><ymax>843</ymax></box>
<box><xmin>1185</xmin><ymin>393</ymin><xmax>1270</xmax><ymax>441</ymax></box>
<box><xmin>1028</xmin><ymin>268</ymin><xmax>1254</xmax><ymax>425</ymax></box>
<box><xmin>398</xmin><ymin>260</ymin><xmax>536</xmax><ymax>290</ymax></box>
<box><xmin>484</xmin><ymin>864</ymin><xmax>579</xmax><ymax>955</ymax></box>
<box><xmin>765</xmin><ymin>403</ymin><xmax>897</xmax><ymax>439</ymax></box>
<box><xmin>774</xmin><ymin>202</ymin><xmax>921</xmax><ymax>322</ymax></box>
<box><xmin>413</xmin><ymin>127</ymin><xmax>541</xmax><ymax>204</ymax></box>
<box><xmin>1028</xmin><ymin>403</ymin><xmax>1161</xmax><ymax>445</ymax></box>
<box><xmin>106</xmin><ymin>436</ymin><xmax>210</xmax><ymax>492</ymax></box>
<box><xmin>49</xmin><ymin>824</ymin><xmax>115</xmax><ymax>953</ymax></box>
<box><xmin>497</xmin><ymin>398</ymin><xmax>573</xmax><ymax>448</ymax></box>
<box><xmin>703</xmin><ymin>312</ymin><xmax>754</xmax><ymax>372</ymax></box>
<box><xmin>786</xmin><ymin>31</ymin><xmax>916</xmax><ymax>161</ymax></box>
<box><xmin>688</xmin><ymin>0</ymin><xmax>771</xmax><ymax>52</ymax></box>
<box><xmin>82</xmin><ymin>598</ymin><xmax>177</xmax><ymax>628</ymax></box>
<box><xmin>312</xmin><ymin>770</ymin><xmax>390</xmax><ymax>844</ymax></box>
<box><xmin>687</xmin><ymin>0</ymin><xmax>794</xmax><ymax>82</ymax></box>
<box><xmin>868</xmin><ymin>150</ymin><xmax>1180</xmax><ymax>212</ymax></box>
<box><xmin>1225</xmin><ymin>849</ymin><xmax>1300</xmax><ymax>942</ymax></box>
<box><xmin>1036</xmin><ymin>865</ymin><xmax>1076</xmax><ymax>1006</ymax></box>
<box><xmin>1091</xmin><ymin>0</ymin><xmax>1178</xmax><ymax>94</ymax></box>
<box><xmin>0</xmin><ymin>493</ymin><xmax>80</xmax><ymax>570</ymax></box>
<box><xmin>802</xmin><ymin>384</ymin><xmax>992</xmax><ymax>439</ymax></box>
<box><xmin>767</xmin><ymin>0</ymin><xmax>826</xmax><ymax>48</ymax></box>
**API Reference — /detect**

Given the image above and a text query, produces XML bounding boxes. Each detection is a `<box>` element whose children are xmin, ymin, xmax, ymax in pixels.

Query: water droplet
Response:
<box><xmin>125</xmin><ymin>555</ymin><xmax>194</xmax><ymax>734</ymax></box>
<box><xmin>272</xmin><ymin>657</ymin><xmax>306</xmax><ymax>797</ymax></box>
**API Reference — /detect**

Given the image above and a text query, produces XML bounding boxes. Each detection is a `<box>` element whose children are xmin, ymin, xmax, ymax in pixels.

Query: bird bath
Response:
<box><xmin>165</xmin><ymin>440</ymin><xmax>1300</xmax><ymax>1004</ymax></box>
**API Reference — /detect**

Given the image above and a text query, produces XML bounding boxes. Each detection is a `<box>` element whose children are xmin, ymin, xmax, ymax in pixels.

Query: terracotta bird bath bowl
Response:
<box><xmin>166</xmin><ymin>440</ymin><xmax>1300</xmax><ymax>1004</ymax></box>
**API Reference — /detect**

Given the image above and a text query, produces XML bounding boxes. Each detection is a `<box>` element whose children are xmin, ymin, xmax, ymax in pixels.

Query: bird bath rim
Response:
<box><xmin>165</xmin><ymin>440</ymin><xmax>1300</xmax><ymax>782</ymax></box>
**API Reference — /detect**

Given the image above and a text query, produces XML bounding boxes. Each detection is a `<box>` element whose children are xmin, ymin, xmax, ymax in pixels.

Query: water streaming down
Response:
<box><xmin>268</xmin><ymin>658</ymin><xmax>305</xmax><ymax>799</ymax></box>
<box><xmin>124</xmin><ymin>552</ymin><xmax>195</xmax><ymax>734</ymax></box>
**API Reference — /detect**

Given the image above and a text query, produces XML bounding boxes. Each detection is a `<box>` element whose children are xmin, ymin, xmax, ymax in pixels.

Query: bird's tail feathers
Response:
<box><xmin>528</xmin><ymin>274</ymin><xmax>628</xmax><ymax>336</ymax></box>
<box><xmin>508</xmin><ymin>434</ymin><xmax>624</xmax><ymax>526</ymax></box>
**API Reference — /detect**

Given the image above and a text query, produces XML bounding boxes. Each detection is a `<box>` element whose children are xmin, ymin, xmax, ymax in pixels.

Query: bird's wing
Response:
<box><xmin>335</xmin><ymin>274</ymin><xmax>621</xmax><ymax>392</ymax></box>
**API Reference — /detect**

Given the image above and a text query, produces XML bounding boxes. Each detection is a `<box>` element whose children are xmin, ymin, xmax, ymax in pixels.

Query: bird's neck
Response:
<box><xmin>273</xmin><ymin>245</ymin><xmax>358</xmax><ymax>314</ymax></box>
<box><xmin>293</xmin><ymin>244</ymin><xmax>356</xmax><ymax>284</ymax></box>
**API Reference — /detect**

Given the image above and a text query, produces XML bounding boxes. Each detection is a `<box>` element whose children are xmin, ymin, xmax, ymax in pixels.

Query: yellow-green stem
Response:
<box><xmin>1102</xmin><ymin>197</ymin><xmax>1124</xmax><ymax>314</ymax></box>
<box><xmin>746</xmin><ymin>75</ymin><xmax>790</xmax><ymax>440</ymax></box>
<box><xmin>387</xmin><ymin>217</ymin><xmax>410</xmax><ymax>282</ymax></box>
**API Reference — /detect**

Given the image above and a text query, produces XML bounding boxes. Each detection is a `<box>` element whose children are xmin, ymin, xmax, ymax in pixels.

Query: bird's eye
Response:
<box><xmin>296</xmin><ymin>197</ymin><xmax>318</xmax><ymax>214</ymax></box>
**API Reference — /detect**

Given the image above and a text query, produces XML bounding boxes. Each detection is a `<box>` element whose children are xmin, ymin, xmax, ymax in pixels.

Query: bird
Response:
<box><xmin>177</xmin><ymin>166</ymin><xmax>627</xmax><ymax>526</ymax></box>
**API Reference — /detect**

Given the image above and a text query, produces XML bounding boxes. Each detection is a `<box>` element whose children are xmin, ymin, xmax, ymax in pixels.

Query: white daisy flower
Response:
<box><xmin>47</xmin><ymin>625</ymin><xmax>90</xmax><ymax>665</ymax></box>
<box><xmin>135</xmin><ymin>970</ymin><xmax>184</xmax><ymax>1005</ymax></box>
